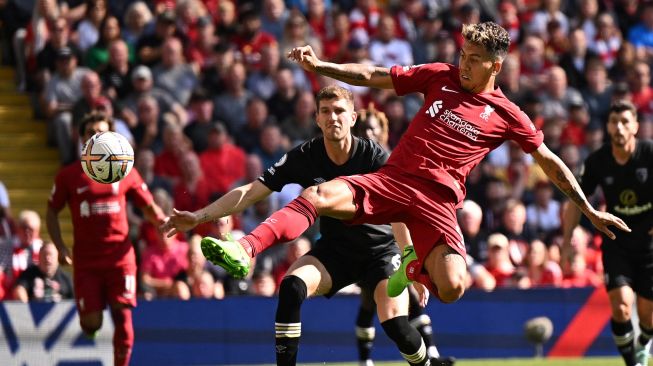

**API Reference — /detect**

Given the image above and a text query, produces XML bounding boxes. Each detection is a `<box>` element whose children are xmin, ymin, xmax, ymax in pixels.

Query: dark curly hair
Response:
<box><xmin>462</xmin><ymin>22</ymin><xmax>510</xmax><ymax>60</ymax></box>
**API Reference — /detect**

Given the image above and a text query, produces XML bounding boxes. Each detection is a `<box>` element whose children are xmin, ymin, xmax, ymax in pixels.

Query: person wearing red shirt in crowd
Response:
<box><xmin>483</xmin><ymin>233</ymin><xmax>518</xmax><ymax>288</ymax></box>
<box><xmin>627</xmin><ymin>61</ymin><xmax>653</xmax><ymax>117</ymax></box>
<box><xmin>561</xmin><ymin>98</ymin><xmax>590</xmax><ymax>146</ymax></box>
<box><xmin>173</xmin><ymin>152</ymin><xmax>212</xmax><ymax>213</ymax></box>
<box><xmin>141</xmin><ymin>230</ymin><xmax>189</xmax><ymax>298</ymax></box>
<box><xmin>184</xmin><ymin>22</ymin><xmax>628</xmax><ymax>310</ymax></box>
<box><xmin>199</xmin><ymin>122</ymin><xmax>246</xmax><ymax>196</ymax></box>
<box><xmin>154</xmin><ymin>121</ymin><xmax>189</xmax><ymax>187</ymax></box>
<box><xmin>46</xmin><ymin>112</ymin><xmax>165</xmax><ymax>366</ymax></box>
<box><xmin>521</xmin><ymin>239</ymin><xmax>562</xmax><ymax>288</ymax></box>
<box><xmin>232</xmin><ymin>5</ymin><xmax>277</xmax><ymax>72</ymax></box>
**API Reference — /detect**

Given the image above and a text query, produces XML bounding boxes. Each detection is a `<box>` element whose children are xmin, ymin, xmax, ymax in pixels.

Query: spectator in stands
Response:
<box><xmin>267</xmin><ymin>67</ymin><xmax>301</xmax><ymax>124</ymax></box>
<box><xmin>246</xmin><ymin>44</ymin><xmax>282</xmax><ymax>100</ymax></box>
<box><xmin>122</xmin><ymin>1</ymin><xmax>155</xmax><ymax>48</ymax></box>
<box><xmin>558</xmin><ymin>28</ymin><xmax>596</xmax><ymax>90</ymax></box>
<box><xmin>236</xmin><ymin>97</ymin><xmax>271</xmax><ymax>153</ymax></box>
<box><xmin>384</xmin><ymin>96</ymin><xmax>409</xmax><ymax>149</ymax></box>
<box><xmin>85</xmin><ymin>15</ymin><xmax>131</xmax><ymax>71</ymax></box>
<box><xmin>610</xmin><ymin>42</ymin><xmax>637</xmax><ymax>83</ymax></box>
<box><xmin>252</xmin><ymin>271</ymin><xmax>277</xmax><ymax>296</ymax></box>
<box><xmin>348</xmin><ymin>0</ymin><xmax>381</xmax><ymax>46</ymax></box>
<box><xmin>271</xmin><ymin>236</ymin><xmax>311</xmax><ymax>288</ymax></box>
<box><xmin>519</xmin><ymin>35</ymin><xmax>550</xmax><ymax>92</ymax></box>
<box><xmin>71</xmin><ymin>71</ymin><xmax>102</xmax><ymax>131</ymax></box>
<box><xmin>35</xmin><ymin>17</ymin><xmax>80</xmax><ymax>92</ymax></box>
<box><xmin>560</xmin><ymin>247</ymin><xmax>601</xmax><ymax>288</ymax></box>
<box><xmin>136</xmin><ymin>10</ymin><xmax>185</xmax><ymax>67</ymax></box>
<box><xmin>529</xmin><ymin>0</ymin><xmax>569</xmax><ymax>38</ymax></box>
<box><xmin>12</xmin><ymin>242</ymin><xmax>73</xmax><ymax>302</ymax></box>
<box><xmin>152</xmin><ymin>37</ymin><xmax>198</xmax><ymax>105</ymax></box>
<box><xmin>581</xmin><ymin>59</ymin><xmax>613</xmax><ymax>128</ymax></box>
<box><xmin>368</xmin><ymin>14</ymin><xmax>413</xmax><ymax>68</ymax></box>
<box><xmin>261</xmin><ymin>0</ymin><xmax>289</xmax><ymax>41</ymax></box>
<box><xmin>496</xmin><ymin>54</ymin><xmax>524</xmax><ymax>104</ymax></box>
<box><xmin>199</xmin><ymin>122</ymin><xmax>246</xmax><ymax>197</ymax></box>
<box><xmin>526</xmin><ymin>180</ymin><xmax>561</xmax><ymax>239</ymax></box>
<box><xmin>42</xmin><ymin>46</ymin><xmax>89</xmax><ymax>164</ymax></box>
<box><xmin>520</xmin><ymin>239</ymin><xmax>562</xmax><ymax>288</ymax></box>
<box><xmin>628</xmin><ymin>1</ymin><xmax>653</xmax><ymax>61</ymax></box>
<box><xmin>590</xmin><ymin>13</ymin><xmax>622</xmax><ymax>70</ymax></box>
<box><xmin>627</xmin><ymin>61</ymin><xmax>653</xmax><ymax>117</ymax></box>
<box><xmin>561</xmin><ymin>97</ymin><xmax>591</xmax><ymax>146</ymax></box>
<box><xmin>253</xmin><ymin>124</ymin><xmax>287</xmax><ymax>169</ymax></box>
<box><xmin>183</xmin><ymin>88</ymin><xmax>214</xmax><ymax>152</ymax></box>
<box><xmin>175</xmin><ymin>0</ymin><xmax>208</xmax><ymax>47</ymax></box>
<box><xmin>154</xmin><ymin>121</ymin><xmax>189</xmax><ymax>187</ymax></box>
<box><xmin>483</xmin><ymin>233</ymin><xmax>518</xmax><ymax>288</ymax></box>
<box><xmin>352</xmin><ymin>103</ymin><xmax>389</xmax><ymax>151</ymax></box>
<box><xmin>187</xmin><ymin>16</ymin><xmax>218</xmax><ymax>72</ymax></box>
<box><xmin>74</xmin><ymin>0</ymin><xmax>107</xmax><ymax>52</ymax></box>
<box><xmin>322</xmin><ymin>11</ymin><xmax>352</xmax><ymax>63</ymax></box>
<box><xmin>120</xmin><ymin>64</ymin><xmax>187</xmax><ymax>128</ymax></box>
<box><xmin>201</xmin><ymin>41</ymin><xmax>234</xmax><ymax>92</ymax></box>
<box><xmin>131</xmin><ymin>95</ymin><xmax>165</xmax><ymax>153</ymax></box>
<box><xmin>307</xmin><ymin>0</ymin><xmax>329</xmax><ymax>42</ymax></box>
<box><xmin>500</xmin><ymin>199</ymin><xmax>534</xmax><ymax>266</ymax></box>
<box><xmin>559</xmin><ymin>144</ymin><xmax>582</xmax><ymax>178</ymax></box>
<box><xmin>141</xmin><ymin>229</ymin><xmax>189</xmax><ymax>298</ymax></box>
<box><xmin>459</xmin><ymin>200</ymin><xmax>489</xmax><ymax>264</ymax></box>
<box><xmin>213</xmin><ymin>62</ymin><xmax>251</xmax><ymax>133</ymax></box>
<box><xmin>173</xmin><ymin>152</ymin><xmax>212</xmax><ymax>213</ymax></box>
<box><xmin>215</xmin><ymin>0</ymin><xmax>238</xmax><ymax>40</ymax></box>
<box><xmin>100</xmin><ymin>40</ymin><xmax>133</xmax><ymax>100</ymax></box>
<box><xmin>280</xmin><ymin>14</ymin><xmax>322</xmax><ymax>67</ymax></box>
<box><xmin>173</xmin><ymin>235</ymin><xmax>225</xmax><ymax>300</ymax></box>
<box><xmin>11</xmin><ymin>210</ymin><xmax>44</xmax><ymax>283</ymax></box>
<box><xmin>280</xmin><ymin>91</ymin><xmax>317</xmax><ymax>146</ymax></box>
<box><xmin>540</xmin><ymin>66</ymin><xmax>583</xmax><ymax>120</ymax></box>
<box><xmin>233</xmin><ymin>4</ymin><xmax>277</xmax><ymax>72</ymax></box>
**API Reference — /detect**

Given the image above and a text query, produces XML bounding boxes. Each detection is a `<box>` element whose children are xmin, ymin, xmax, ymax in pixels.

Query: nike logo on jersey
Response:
<box><xmin>441</xmin><ymin>85</ymin><xmax>459</xmax><ymax>93</ymax></box>
<box><xmin>76</xmin><ymin>186</ymin><xmax>89</xmax><ymax>194</ymax></box>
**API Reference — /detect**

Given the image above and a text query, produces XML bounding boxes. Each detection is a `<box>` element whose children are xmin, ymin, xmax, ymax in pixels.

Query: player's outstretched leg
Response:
<box><xmin>200</xmin><ymin>233</ymin><xmax>250</xmax><ymax>278</ymax></box>
<box><xmin>276</xmin><ymin>275</ymin><xmax>308</xmax><ymax>366</ymax></box>
<box><xmin>388</xmin><ymin>246</ymin><xmax>418</xmax><ymax>297</ymax></box>
<box><xmin>407</xmin><ymin>287</ymin><xmax>456</xmax><ymax>365</ymax></box>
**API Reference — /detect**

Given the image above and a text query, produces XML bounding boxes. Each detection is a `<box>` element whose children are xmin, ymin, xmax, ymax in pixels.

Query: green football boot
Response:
<box><xmin>200</xmin><ymin>233</ymin><xmax>250</xmax><ymax>278</ymax></box>
<box><xmin>387</xmin><ymin>245</ymin><xmax>418</xmax><ymax>297</ymax></box>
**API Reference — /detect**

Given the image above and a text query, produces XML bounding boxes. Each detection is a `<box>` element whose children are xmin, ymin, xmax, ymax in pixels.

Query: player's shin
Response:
<box><xmin>275</xmin><ymin>276</ymin><xmax>308</xmax><ymax>366</ymax></box>
<box><xmin>111</xmin><ymin>307</ymin><xmax>134</xmax><ymax>366</ymax></box>
<box><xmin>356</xmin><ymin>305</ymin><xmax>376</xmax><ymax>365</ymax></box>
<box><xmin>611</xmin><ymin>319</ymin><xmax>638</xmax><ymax>366</ymax></box>
<box><xmin>381</xmin><ymin>316</ymin><xmax>430</xmax><ymax>366</ymax></box>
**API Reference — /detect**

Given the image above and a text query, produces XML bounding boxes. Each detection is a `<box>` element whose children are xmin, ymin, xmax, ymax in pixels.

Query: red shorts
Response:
<box><xmin>73</xmin><ymin>263</ymin><xmax>137</xmax><ymax>314</ymax></box>
<box><xmin>337</xmin><ymin>166</ymin><xmax>466</xmax><ymax>294</ymax></box>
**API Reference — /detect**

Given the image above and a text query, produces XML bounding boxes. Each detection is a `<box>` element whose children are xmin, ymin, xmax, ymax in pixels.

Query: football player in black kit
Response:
<box><xmin>563</xmin><ymin>100</ymin><xmax>653</xmax><ymax>366</ymax></box>
<box><xmin>162</xmin><ymin>85</ymin><xmax>433</xmax><ymax>366</ymax></box>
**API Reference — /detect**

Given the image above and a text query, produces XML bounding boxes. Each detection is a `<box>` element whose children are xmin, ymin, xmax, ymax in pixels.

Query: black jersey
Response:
<box><xmin>580</xmin><ymin>139</ymin><xmax>653</xmax><ymax>248</ymax></box>
<box><xmin>259</xmin><ymin>136</ymin><xmax>395</xmax><ymax>256</ymax></box>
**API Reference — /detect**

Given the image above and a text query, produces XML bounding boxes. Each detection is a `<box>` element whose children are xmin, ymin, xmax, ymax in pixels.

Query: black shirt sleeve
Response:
<box><xmin>258</xmin><ymin>143</ymin><xmax>305</xmax><ymax>192</ymax></box>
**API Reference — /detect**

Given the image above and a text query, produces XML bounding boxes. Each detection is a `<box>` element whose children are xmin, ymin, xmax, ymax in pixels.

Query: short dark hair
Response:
<box><xmin>609</xmin><ymin>99</ymin><xmax>638</xmax><ymax>119</ymax></box>
<box><xmin>316</xmin><ymin>85</ymin><xmax>354</xmax><ymax>109</ymax></box>
<box><xmin>462</xmin><ymin>22</ymin><xmax>510</xmax><ymax>60</ymax></box>
<box><xmin>78</xmin><ymin>111</ymin><xmax>115</xmax><ymax>137</ymax></box>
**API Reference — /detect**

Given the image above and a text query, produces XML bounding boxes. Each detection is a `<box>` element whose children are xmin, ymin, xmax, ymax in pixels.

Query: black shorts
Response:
<box><xmin>602</xmin><ymin>239</ymin><xmax>653</xmax><ymax>300</ymax></box>
<box><xmin>307</xmin><ymin>239</ymin><xmax>400</xmax><ymax>298</ymax></box>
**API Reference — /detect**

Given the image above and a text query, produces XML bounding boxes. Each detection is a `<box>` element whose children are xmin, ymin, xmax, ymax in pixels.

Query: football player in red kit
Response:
<box><xmin>47</xmin><ymin>112</ymin><xmax>165</xmax><ymax>366</ymax></box>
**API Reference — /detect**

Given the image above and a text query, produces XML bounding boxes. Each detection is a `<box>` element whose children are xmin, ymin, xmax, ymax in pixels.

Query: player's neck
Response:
<box><xmin>612</xmin><ymin>138</ymin><xmax>637</xmax><ymax>165</ymax></box>
<box><xmin>323</xmin><ymin>135</ymin><xmax>353</xmax><ymax>165</ymax></box>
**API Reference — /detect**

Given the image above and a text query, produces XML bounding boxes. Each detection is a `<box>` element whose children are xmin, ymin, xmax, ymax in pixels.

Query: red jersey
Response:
<box><xmin>48</xmin><ymin>163</ymin><xmax>154</xmax><ymax>269</ymax></box>
<box><xmin>389</xmin><ymin>63</ymin><xmax>544</xmax><ymax>203</ymax></box>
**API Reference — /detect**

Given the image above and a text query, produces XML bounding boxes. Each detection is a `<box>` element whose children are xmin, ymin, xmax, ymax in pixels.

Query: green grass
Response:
<box><xmin>322</xmin><ymin>357</ymin><xmax>622</xmax><ymax>366</ymax></box>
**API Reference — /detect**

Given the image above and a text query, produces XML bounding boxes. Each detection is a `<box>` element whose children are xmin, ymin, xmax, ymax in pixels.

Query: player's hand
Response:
<box><xmin>587</xmin><ymin>209</ymin><xmax>630</xmax><ymax>240</ymax></box>
<box><xmin>58</xmin><ymin>246</ymin><xmax>73</xmax><ymax>266</ymax></box>
<box><xmin>413</xmin><ymin>282</ymin><xmax>429</xmax><ymax>307</ymax></box>
<box><xmin>287</xmin><ymin>45</ymin><xmax>320</xmax><ymax>72</ymax></box>
<box><xmin>160</xmin><ymin>208</ymin><xmax>198</xmax><ymax>237</ymax></box>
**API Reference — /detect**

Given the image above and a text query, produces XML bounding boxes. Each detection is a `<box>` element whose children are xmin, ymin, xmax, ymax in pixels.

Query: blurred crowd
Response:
<box><xmin>1</xmin><ymin>0</ymin><xmax>652</xmax><ymax>302</ymax></box>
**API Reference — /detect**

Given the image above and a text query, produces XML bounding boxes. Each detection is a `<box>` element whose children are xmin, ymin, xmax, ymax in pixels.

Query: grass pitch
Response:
<box><xmin>324</xmin><ymin>357</ymin><xmax>622</xmax><ymax>366</ymax></box>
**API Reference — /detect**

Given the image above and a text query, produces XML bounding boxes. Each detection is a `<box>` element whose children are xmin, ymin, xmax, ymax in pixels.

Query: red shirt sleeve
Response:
<box><xmin>390</xmin><ymin>63</ymin><xmax>450</xmax><ymax>96</ymax></box>
<box><xmin>505</xmin><ymin>107</ymin><xmax>544</xmax><ymax>153</ymax></box>
<box><xmin>48</xmin><ymin>170</ymin><xmax>69</xmax><ymax>211</ymax></box>
<box><xmin>126</xmin><ymin>170</ymin><xmax>154</xmax><ymax>209</ymax></box>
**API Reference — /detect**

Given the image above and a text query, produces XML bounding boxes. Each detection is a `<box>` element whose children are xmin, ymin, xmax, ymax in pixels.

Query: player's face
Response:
<box><xmin>458</xmin><ymin>41</ymin><xmax>500</xmax><ymax>93</ymax></box>
<box><xmin>82</xmin><ymin>121</ymin><xmax>110</xmax><ymax>142</ymax></box>
<box><xmin>316</xmin><ymin>97</ymin><xmax>357</xmax><ymax>141</ymax></box>
<box><xmin>607</xmin><ymin>110</ymin><xmax>638</xmax><ymax>147</ymax></box>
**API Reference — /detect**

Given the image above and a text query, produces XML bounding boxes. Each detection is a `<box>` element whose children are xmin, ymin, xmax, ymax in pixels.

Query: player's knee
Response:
<box><xmin>278</xmin><ymin>275</ymin><xmax>308</xmax><ymax>308</ymax></box>
<box><xmin>79</xmin><ymin>317</ymin><xmax>102</xmax><ymax>335</ymax></box>
<box><xmin>435</xmin><ymin>273</ymin><xmax>466</xmax><ymax>303</ymax></box>
<box><xmin>301</xmin><ymin>184</ymin><xmax>334</xmax><ymax>212</ymax></box>
<box><xmin>612</xmin><ymin>302</ymin><xmax>632</xmax><ymax>322</ymax></box>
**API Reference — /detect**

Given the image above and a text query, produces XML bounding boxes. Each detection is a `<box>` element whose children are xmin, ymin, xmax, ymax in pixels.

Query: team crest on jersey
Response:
<box><xmin>636</xmin><ymin>168</ymin><xmax>648</xmax><ymax>183</ymax></box>
<box><xmin>274</xmin><ymin>154</ymin><xmax>288</xmax><ymax>167</ymax></box>
<box><xmin>480</xmin><ymin>105</ymin><xmax>495</xmax><ymax>121</ymax></box>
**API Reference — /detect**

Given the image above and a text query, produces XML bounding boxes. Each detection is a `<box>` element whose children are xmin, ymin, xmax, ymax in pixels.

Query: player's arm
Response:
<box><xmin>45</xmin><ymin>206</ymin><xmax>73</xmax><ymax>265</ymax></box>
<box><xmin>287</xmin><ymin>45</ymin><xmax>393</xmax><ymax>89</ymax></box>
<box><xmin>531</xmin><ymin>143</ymin><xmax>630</xmax><ymax>239</ymax></box>
<box><xmin>561</xmin><ymin>200</ymin><xmax>583</xmax><ymax>250</ymax></box>
<box><xmin>162</xmin><ymin>180</ymin><xmax>273</xmax><ymax>237</ymax></box>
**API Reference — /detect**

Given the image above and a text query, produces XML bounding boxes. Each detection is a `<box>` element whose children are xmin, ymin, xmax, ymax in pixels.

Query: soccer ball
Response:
<box><xmin>81</xmin><ymin>131</ymin><xmax>134</xmax><ymax>184</ymax></box>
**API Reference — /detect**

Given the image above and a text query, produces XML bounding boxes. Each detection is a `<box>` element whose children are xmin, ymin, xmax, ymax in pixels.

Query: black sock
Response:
<box><xmin>356</xmin><ymin>303</ymin><xmax>376</xmax><ymax>362</ymax></box>
<box><xmin>409</xmin><ymin>286</ymin><xmax>439</xmax><ymax>359</ymax></box>
<box><xmin>275</xmin><ymin>276</ymin><xmax>307</xmax><ymax>366</ymax></box>
<box><xmin>639</xmin><ymin>323</ymin><xmax>653</xmax><ymax>347</ymax></box>
<box><xmin>382</xmin><ymin>316</ymin><xmax>429</xmax><ymax>366</ymax></box>
<box><xmin>611</xmin><ymin>319</ymin><xmax>637</xmax><ymax>366</ymax></box>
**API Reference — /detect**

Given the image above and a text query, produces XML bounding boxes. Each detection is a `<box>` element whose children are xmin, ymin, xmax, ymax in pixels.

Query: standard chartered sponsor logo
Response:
<box><xmin>440</xmin><ymin>109</ymin><xmax>480</xmax><ymax>141</ymax></box>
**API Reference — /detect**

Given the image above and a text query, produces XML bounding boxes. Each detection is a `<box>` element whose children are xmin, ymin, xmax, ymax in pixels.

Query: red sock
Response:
<box><xmin>111</xmin><ymin>307</ymin><xmax>134</xmax><ymax>366</ymax></box>
<box><xmin>239</xmin><ymin>196</ymin><xmax>318</xmax><ymax>257</ymax></box>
